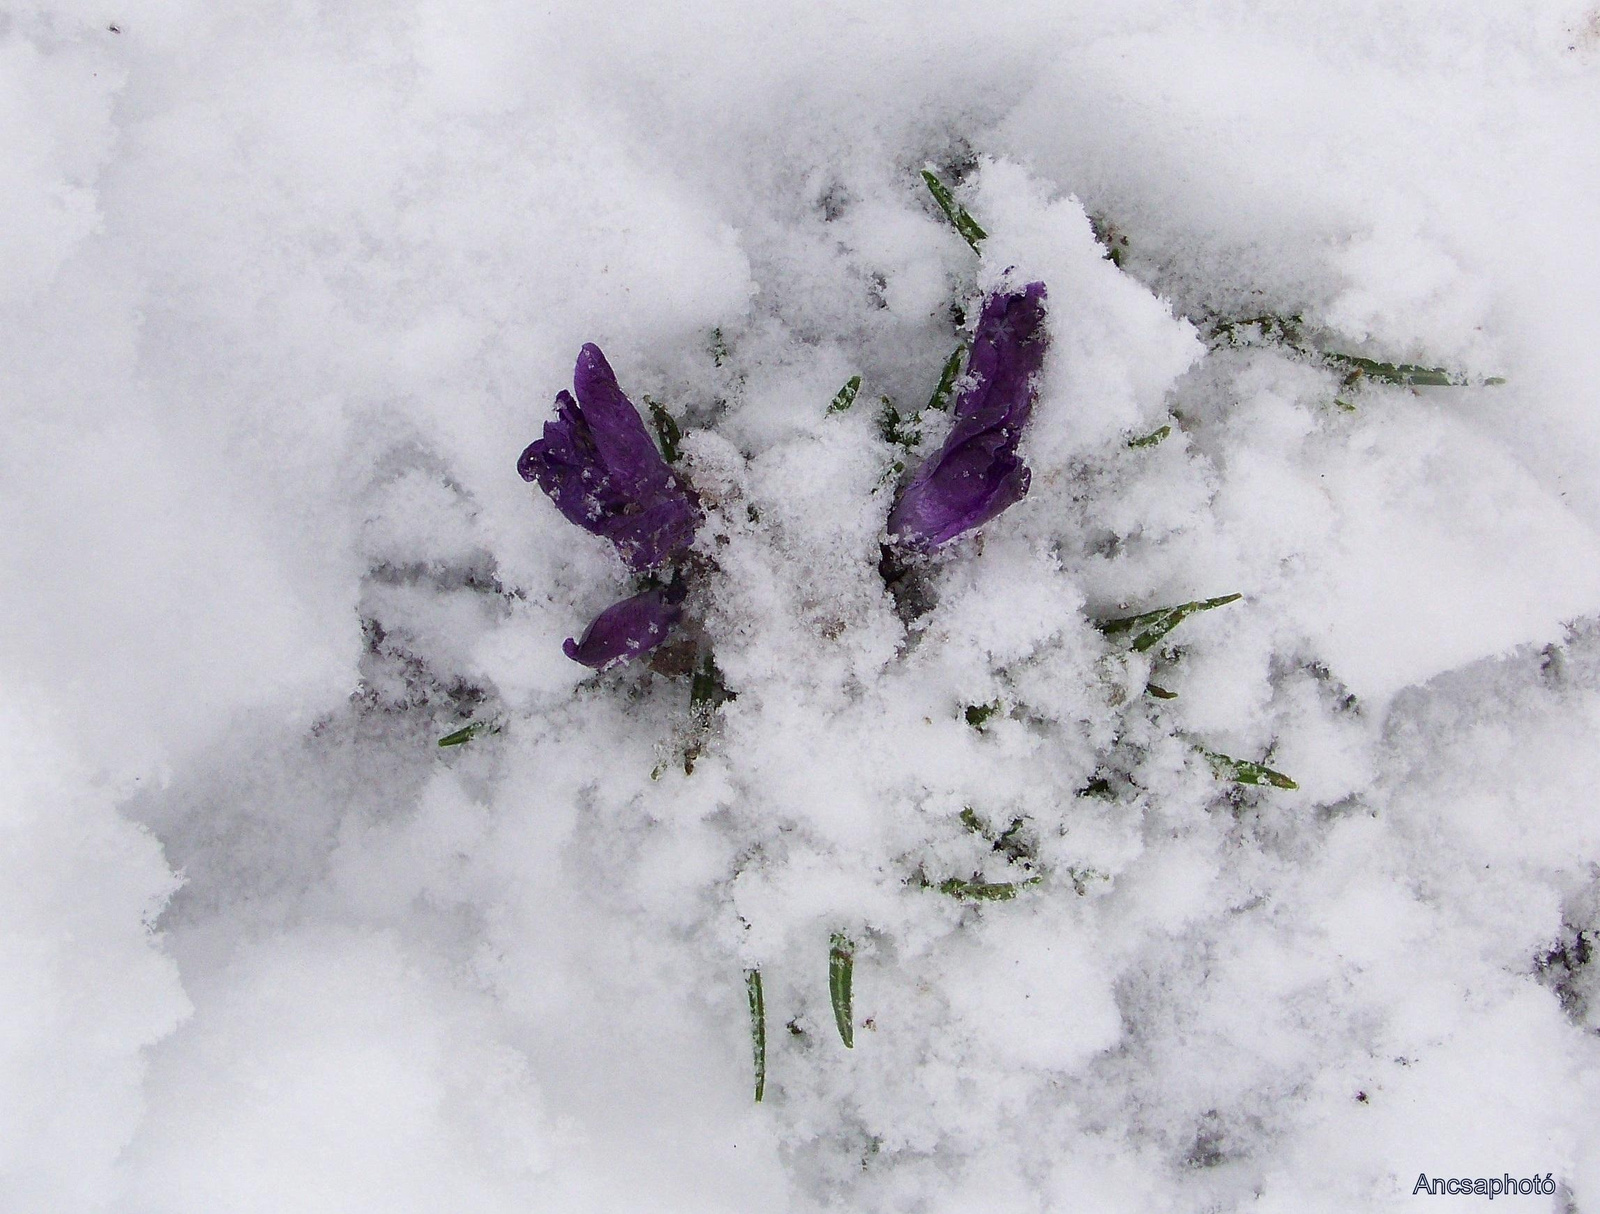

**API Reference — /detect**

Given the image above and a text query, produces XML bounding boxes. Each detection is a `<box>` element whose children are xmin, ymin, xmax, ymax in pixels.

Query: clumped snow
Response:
<box><xmin>5</xmin><ymin>1</ymin><xmax>1600</xmax><ymax>1210</ymax></box>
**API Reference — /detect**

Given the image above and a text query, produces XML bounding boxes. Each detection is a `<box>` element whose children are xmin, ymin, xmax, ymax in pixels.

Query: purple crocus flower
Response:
<box><xmin>519</xmin><ymin>344</ymin><xmax>700</xmax><ymax>572</ymax></box>
<box><xmin>563</xmin><ymin>585</ymin><xmax>685</xmax><ymax>670</ymax></box>
<box><xmin>887</xmin><ymin>283</ymin><xmax>1049</xmax><ymax>550</ymax></box>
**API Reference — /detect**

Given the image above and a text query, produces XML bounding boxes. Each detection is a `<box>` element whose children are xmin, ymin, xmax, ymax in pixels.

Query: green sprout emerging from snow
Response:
<box><xmin>1203</xmin><ymin>749</ymin><xmax>1299</xmax><ymax>790</ymax></box>
<box><xmin>1101</xmin><ymin>594</ymin><xmax>1243</xmax><ymax>652</ymax></box>
<box><xmin>828</xmin><ymin>933</ymin><xmax>855</xmax><ymax>1048</ymax></box>
<box><xmin>645</xmin><ymin>397</ymin><xmax>683</xmax><ymax>463</ymax></box>
<box><xmin>935</xmin><ymin>875</ymin><xmax>1041</xmax><ymax>902</ymax></box>
<box><xmin>921</xmin><ymin>169</ymin><xmax>987</xmax><ymax>253</ymax></box>
<box><xmin>925</xmin><ymin>345</ymin><xmax>966</xmax><ymax>413</ymax></box>
<box><xmin>828</xmin><ymin>375</ymin><xmax>862</xmax><ymax>415</ymax></box>
<box><xmin>437</xmin><ymin>720</ymin><xmax>497</xmax><ymax>747</ymax></box>
<box><xmin>877</xmin><ymin>397</ymin><xmax>922</xmax><ymax>451</ymax></box>
<box><xmin>746</xmin><ymin>969</ymin><xmax>766</xmax><ymax>1102</ymax></box>
<box><xmin>1128</xmin><ymin>424</ymin><xmax>1171</xmax><ymax>449</ymax></box>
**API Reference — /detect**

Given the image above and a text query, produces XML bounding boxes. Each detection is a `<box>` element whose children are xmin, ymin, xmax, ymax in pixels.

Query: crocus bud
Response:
<box><xmin>519</xmin><ymin>344</ymin><xmax>700</xmax><ymax>571</ymax></box>
<box><xmin>888</xmin><ymin>283</ymin><xmax>1048</xmax><ymax>549</ymax></box>
<box><xmin>562</xmin><ymin>585</ymin><xmax>685</xmax><ymax>670</ymax></box>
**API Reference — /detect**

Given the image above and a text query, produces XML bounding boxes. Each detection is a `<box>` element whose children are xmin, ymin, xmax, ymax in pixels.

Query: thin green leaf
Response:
<box><xmin>1100</xmin><ymin>593</ymin><xmax>1243</xmax><ymax>652</ymax></box>
<box><xmin>1128</xmin><ymin>424</ymin><xmax>1171</xmax><ymax>449</ymax></box>
<box><xmin>935</xmin><ymin>875</ymin><xmax>1041</xmax><ymax>902</ymax></box>
<box><xmin>438</xmin><ymin>720</ymin><xmax>493</xmax><ymax>747</ymax></box>
<box><xmin>828</xmin><ymin>933</ymin><xmax>854</xmax><ymax>1049</ymax></box>
<box><xmin>926</xmin><ymin>346</ymin><xmax>966</xmax><ymax>412</ymax></box>
<box><xmin>709</xmin><ymin>327</ymin><xmax>730</xmax><ymax>367</ymax></box>
<box><xmin>1211</xmin><ymin>315</ymin><xmax>1504</xmax><ymax>387</ymax></box>
<box><xmin>827</xmin><ymin>375</ymin><xmax>862</xmax><ymax>415</ymax></box>
<box><xmin>1324</xmin><ymin>351</ymin><xmax>1459</xmax><ymax>386</ymax></box>
<box><xmin>745</xmin><ymin>969</ymin><xmax>766</xmax><ymax>1103</ymax></box>
<box><xmin>1203</xmin><ymin>749</ymin><xmax>1299</xmax><ymax>790</ymax></box>
<box><xmin>647</xmin><ymin>399</ymin><xmax>682</xmax><ymax>463</ymax></box>
<box><xmin>921</xmin><ymin>169</ymin><xmax>987</xmax><ymax>253</ymax></box>
<box><xmin>1146</xmin><ymin>683</ymin><xmax>1178</xmax><ymax>700</ymax></box>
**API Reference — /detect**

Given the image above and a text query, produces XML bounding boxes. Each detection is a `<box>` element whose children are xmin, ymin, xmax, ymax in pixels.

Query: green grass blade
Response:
<box><xmin>926</xmin><ymin>345</ymin><xmax>966</xmax><ymax>412</ymax></box>
<box><xmin>1211</xmin><ymin>314</ymin><xmax>1503</xmax><ymax>387</ymax></box>
<box><xmin>438</xmin><ymin>721</ymin><xmax>492</xmax><ymax>747</ymax></box>
<box><xmin>1203</xmin><ymin>749</ymin><xmax>1299</xmax><ymax>790</ymax></box>
<box><xmin>1325</xmin><ymin>351</ymin><xmax>1459</xmax><ymax>386</ymax></box>
<box><xmin>935</xmin><ymin>875</ymin><xmax>1041</xmax><ymax>902</ymax></box>
<box><xmin>1100</xmin><ymin>593</ymin><xmax>1243</xmax><ymax>652</ymax></box>
<box><xmin>921</xmin><ymin>169</ymin><xmax>987</xmax><ymax>253</ymax></box>
<box><xmin>827</xmin><ymin>375</ymin><xmax>862</xmax><ymax>415</ymax></box>
<box><xmin>828</xmin><ymin>933</ymin><xmax>854</xmax><ymax>1048</ymax></box>
<box><xmin>647</xmin><ymin>399</ymin><xmax>682</xmax><ymax>463</ymax></box>
<box><xmin>745</xmin><ymin>969</ymin><xmax>766</xmax><ymax>1102</ymax></box>
<box><xmin>1127</xmin><ymin>424</ymin><xmax>1171</xmax><ymax>449</ymax></box>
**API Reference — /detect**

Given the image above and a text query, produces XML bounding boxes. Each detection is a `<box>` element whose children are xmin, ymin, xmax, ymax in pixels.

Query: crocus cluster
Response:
<box><xmin>888</xmin><ymin>282</ymin><xmax>1049</xmax><ymax>550</ymax></box>
<box><xmin>523</xmin><ymin>286</ymin><xmax>1048</xmax><ymax>668</ymax></box>
<box><xmin>520</xmin><ymin>344</ymin><xmax>699</xmax><ymax>668</ymax></box>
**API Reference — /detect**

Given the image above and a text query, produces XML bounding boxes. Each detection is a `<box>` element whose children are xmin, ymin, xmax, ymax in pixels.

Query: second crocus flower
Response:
<box><xmin>888</xmin><ymin>282</ymin><xmax>1049</xmax><ymax>550</ymax></box>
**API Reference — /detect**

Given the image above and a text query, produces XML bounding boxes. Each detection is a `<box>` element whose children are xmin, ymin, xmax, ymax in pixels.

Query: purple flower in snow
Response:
<box><xmin>519</xmin><ymin>344</ymin><xmax>700</xmax><ymax>572</ymax></box>
<box><xmin>563</xmin><ymin>584</ymin><xmax>685</xmax><ymax>670</ymax></box>
<box><xmin>887</xmin><ymin>283</ymin><xmax>1049</xmax><ymax>550</ymax></box>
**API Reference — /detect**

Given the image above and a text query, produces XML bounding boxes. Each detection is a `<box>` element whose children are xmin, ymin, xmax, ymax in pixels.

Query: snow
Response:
<box><xmin>5</xmin><ymin>1</ymin><xmax>1600</xmax><ymax>1210</ymax></box>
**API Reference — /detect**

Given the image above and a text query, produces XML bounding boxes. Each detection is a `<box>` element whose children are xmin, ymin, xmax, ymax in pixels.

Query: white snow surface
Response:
<box><xmin>5</xmin><ymin>1</ymin><xmax>1600</xmax><ymax>1209</ymax></box>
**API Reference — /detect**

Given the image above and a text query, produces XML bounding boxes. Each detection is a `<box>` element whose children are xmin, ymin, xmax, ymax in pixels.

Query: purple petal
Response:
<box><xmin>889</xmin><ymin>441</ymin><xmax>1032</xmax><ymax>548</ymax></box>
<box><xmin>519</xmin><ymin>345</ymin><xmax>701</xmax><ymax>571</ymax></box>
<box><xmin>562</xmin><ymin>586</ymin><xmax>684</xmax><ymax>670</ymax></box>
<box><xmin>888</xmin><ymin>283</ymin><xmax>1048</xmax><ymax>550</ymax></box>
<box><xmin>953</xmin><ymin>282</ymin><xmax>1050</xmax><ymax>429</ymax></box>
<box><xmin>572</xmin><ymin>344</ymin><xmax>676</xmax><ymax>493</ymax></box>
